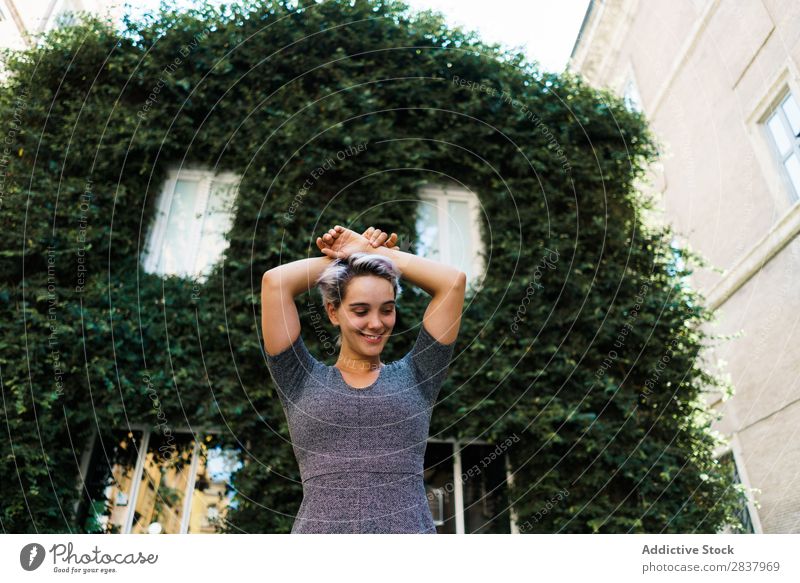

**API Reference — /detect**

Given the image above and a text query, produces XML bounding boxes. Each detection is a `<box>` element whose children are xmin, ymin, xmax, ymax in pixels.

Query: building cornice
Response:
<box><xmin>567</xmin><ymin>0</ymin><xmax>638</xmax><ymax>84</ymax></box>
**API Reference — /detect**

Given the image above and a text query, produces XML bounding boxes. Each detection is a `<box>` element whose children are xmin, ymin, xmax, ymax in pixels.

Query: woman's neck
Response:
<box><xmin>335</xmin><ymin>348</ymin><xmax>382</xmax><ymax>373</ymax></box>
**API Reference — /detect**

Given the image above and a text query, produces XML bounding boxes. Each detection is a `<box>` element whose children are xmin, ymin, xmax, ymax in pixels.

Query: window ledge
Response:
<box><xmin>707</xmin><ymin>201</ymin><xmax>800</xmax><ymax>309</ymax></box>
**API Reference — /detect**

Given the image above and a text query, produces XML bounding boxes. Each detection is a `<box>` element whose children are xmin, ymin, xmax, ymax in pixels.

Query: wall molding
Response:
<box><xmin>706</xmin><ymin>200</ymin><xmax>800</xmax><ymax>309</ymax></box>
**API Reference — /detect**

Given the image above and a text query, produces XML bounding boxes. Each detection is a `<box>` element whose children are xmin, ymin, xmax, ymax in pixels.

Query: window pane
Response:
<box><xmin>194</xmin><ymin>180</ymin><xmax>238</xmax><ymax>277</ymax></box>
<box><xmin>423</xmin><ymin>442</ymin><xmax>457</xmax><ymax>533</ymax></box>
<box><xmin>784</xmin><ymin>154</ymin><xmax>800</xmax><ymax>198</ymax></box>
<box><xmin>130</xmin><ymin>432</ymin><xmax>196</xmax><ymax>534</ymax></box>
<box><xmin>415</xmin><ymin>199</ymin><xmax>440</xmax><ymax>261</ymax></box>
<box><xmin>187</xmin><ymin>439</ymin><xmax>243</xmax><ymax>533</ymax></box>
<box><xmin>460</xmin><ymin>444</ymin><xmax>511</xmax><ymax>533</ymax></box>
<box><xmin>719</xmin><ymin>452</ymin><xmax>755</xmax><ymax>534</ymax></box>
<box><xmin>767</xmin><ymin>114</ymin><xmax>792</xmax><ymax>156</ymax></box>
<box><xmin>447</xmin><ymin>199</ymin><xmax>473</xmax><ymax>282</ymax></box>
<box><xmin>781</xmin><ymin>94</ymin><xmax>800</xmax><ymax>137</ymax></box>
<box><xmin>159</xmin><ymin>179</ymin><xmax>202</xmax><ymax>276</ymax></box>
<box><xmin>79</xmin><ymin>430</ymin><xmax>142</xmax><ymax>534</ymax></box>
<box><xmin>206</xmin><ymin>180</ymin><xmax>238</xmax><ymax>217</ymax></box>
<box><xmin>623</xmin><ymin>78</ymin><xmax>642</xmax><ymax>112</ymax></box>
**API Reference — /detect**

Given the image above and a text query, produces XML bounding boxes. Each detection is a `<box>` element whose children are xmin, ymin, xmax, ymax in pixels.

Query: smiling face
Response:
<box><xmin>327</xmin><ymin>275</ymin><xmax>396</xmax><ymax>359</ymax></box>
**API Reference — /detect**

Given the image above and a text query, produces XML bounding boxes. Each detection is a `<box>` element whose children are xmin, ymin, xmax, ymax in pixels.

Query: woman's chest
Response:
<box><xmin>292</xmin><ymin>370</ymin><xmax>430</xmax><ymax>427</ymax></box>
<box><xmin>337</xmin><ymin>368</ymin><xmax>381</xmax><ymax>389</ymax></box>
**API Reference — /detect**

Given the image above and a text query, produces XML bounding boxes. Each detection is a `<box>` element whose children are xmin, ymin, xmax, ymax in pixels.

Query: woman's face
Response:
<box><xmin>330</xmin><ymin>275</ymin><xmax>396</xmax><ymax>355</ymax></box>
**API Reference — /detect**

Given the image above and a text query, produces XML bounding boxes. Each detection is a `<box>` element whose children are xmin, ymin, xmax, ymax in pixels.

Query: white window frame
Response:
<box><xmin>141</xmin><ymin>166</ymin><xmax>240</xmax><ymax>282</ymax></box>
<box><xmin>427</xmin><ymin>437</ymin><xmax>517</xmax><ymax>534</ymax></box>
<box><xmin>416</xmin><ymin>184</ymin><xmax>485</xmax><ymax>292</ymax></box>
<box><xmin>43</xmin><ymin>0</ymin><xmax>80</xmax><ymax>31</ymax></box>
<box><xmin>745</xmin><ymin>60</ymin><xmax>800</xmax><ymax>214</ymax></box>
<box><xmin>77</xmin><ymin>424</ymin><xmax>237</xmax><ymax>534</ymax></box>
<box><xmin>713</xmin><ymin>434</ymin><xmax>762</xmax><ymax>534</ymax></box>
<box><xmin>78</xmin><ymin>429</ymin><xmax>512</xmax><ymax>534</ymax></box>
<box><xmin>619</xmin><ymin>63</ymin><xmax>643</xmax><ymax>113</ymax></box>
<box><xmin>762</xmin><ymin>90</ymin><xmax>800</xmax><ymax>202</ymax></box>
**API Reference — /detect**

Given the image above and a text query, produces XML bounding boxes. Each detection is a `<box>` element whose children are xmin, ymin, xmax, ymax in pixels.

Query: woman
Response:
<box><xmin>261</xmin><ymin>225</ymin><xmax>466</xmax><ymax>533</ymax></box>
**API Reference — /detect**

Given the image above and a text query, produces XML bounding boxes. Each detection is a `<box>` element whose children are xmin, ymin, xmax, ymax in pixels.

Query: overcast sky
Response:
<box><xmin>400</xmin><ymin>0</ymin><xmax>591</xmax><ymax>73</ymax></box>
<box><xmin>122</xmin><ymin>0</ymin><xmax>591</xmax><ymax>73</ymax></box>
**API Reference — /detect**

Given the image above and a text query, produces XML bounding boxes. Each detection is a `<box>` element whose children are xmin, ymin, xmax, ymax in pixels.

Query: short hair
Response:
<box><xmin>315</xmin><ymin>252</ymin><xmax>403</xmax><ymax>347</ymax></box>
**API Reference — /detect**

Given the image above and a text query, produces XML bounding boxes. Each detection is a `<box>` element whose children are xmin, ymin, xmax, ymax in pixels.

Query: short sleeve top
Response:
<box><xmin>265</xmin><ymin>324</ymin><xmax>456</xmax><ymax>483</ymax></box>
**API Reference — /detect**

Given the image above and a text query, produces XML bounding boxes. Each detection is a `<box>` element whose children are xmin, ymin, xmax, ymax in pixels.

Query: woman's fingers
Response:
<box><xmin>370</xmin><ymin>229</ymin><xmax>383</xmax><ymax>246</ymax></box>
<box><xmin>317</xmin><ymin>227</ymin><xmax>348</xmax><ymax>258</ymax></box>
<box><xmin>361</xmin><ymin>227</ymin><xmax>399</xmax><ymax>248</ymax></box>
<box><xmin>374</xmin><ymin>231</ymin><xmax>389</xmax><ymax>246</ymax></box>
<box><xmin>379</xmin><ymin>232</ymin><xmax>398</xmax><ymax>248</ymax></box>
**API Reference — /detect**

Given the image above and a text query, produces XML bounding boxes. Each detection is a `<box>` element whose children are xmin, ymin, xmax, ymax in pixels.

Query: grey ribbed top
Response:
<box><xmin>265</xmin><ymin>323</ymin><xmax>456</xmax><ymax>483</ymax></box>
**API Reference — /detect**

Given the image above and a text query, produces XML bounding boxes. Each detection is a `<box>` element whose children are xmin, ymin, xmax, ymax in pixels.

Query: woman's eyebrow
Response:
<box><xmin>348</xmin><ymin>300</ymin><xmax>396</xmax><ymax>307</ymax></box>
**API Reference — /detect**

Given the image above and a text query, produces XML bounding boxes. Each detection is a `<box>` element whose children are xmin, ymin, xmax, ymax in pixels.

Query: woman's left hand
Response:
<box><xmin>363</xmin><ymin>226</ymin><xmax>398</xmax><ymax>248</ymax></box>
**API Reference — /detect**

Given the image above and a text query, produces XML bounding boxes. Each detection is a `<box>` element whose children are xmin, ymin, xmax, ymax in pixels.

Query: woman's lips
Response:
<box><xmin>360</xmin><ymin>332</ymin><xmax>383</xmax><ymax>344</ymax></box>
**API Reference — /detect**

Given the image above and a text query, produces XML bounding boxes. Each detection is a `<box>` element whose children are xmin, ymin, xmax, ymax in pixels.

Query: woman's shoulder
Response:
<box><xmin>265</xmin><ymin>333</ymin><xmax>327</xmax><ymax>388</ymax></box>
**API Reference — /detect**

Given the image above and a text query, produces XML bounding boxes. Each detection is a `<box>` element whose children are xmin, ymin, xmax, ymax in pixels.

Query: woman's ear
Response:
<box><xmin>325</xmin><ymin>301</ymin><xmax>339</xmax><ymax>326</ymax></box>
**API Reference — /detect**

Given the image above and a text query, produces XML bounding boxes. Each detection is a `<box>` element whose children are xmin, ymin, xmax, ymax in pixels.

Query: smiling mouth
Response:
<box><xmin>360</xmin><ymin>332</ymin><xmax>383</xmax><ymax>340</ymax></box>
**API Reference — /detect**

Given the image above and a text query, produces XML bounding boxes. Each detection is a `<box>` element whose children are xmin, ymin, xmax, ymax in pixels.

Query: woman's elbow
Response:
<box><xmin>446</xmin><ymin>271</ymin><xmax>467</xmax><ymax>302</ymax></box>
<box><xmin>447</xmin><ymin>271</ymin><xmax>467</xmax><ymax>293</ymax></box>
<box><xmin>262</xmin><ymin>270</ymin><xmax>282</xmax><ymax>296</ymax></box>
<box><xmin>263</xmin><ymin>267</ymin><xmax>285</xmax><ymax>284</ymax></box>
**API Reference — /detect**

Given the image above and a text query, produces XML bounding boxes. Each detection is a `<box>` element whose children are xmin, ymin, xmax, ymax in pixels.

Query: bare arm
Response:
<box><xmin>261</xmin><ymin>256</ymin><xmax>333</xmax><ymax>356</ymax></box>
<box><xmin>261</xmin><ymin>227</ymin><xmax>396</xmax><ymax>355</ymax></box>
<box><xmin>316</xmin><ymin>225</ymin><xmax>467</xmax><ymax>345</ymax></box>
<box><xmin>370</xmin><ymin>245</ymin><xmax>467</xmax><ymax>345</ymax></box>
<box><xmin>369</xmin><ymin>245</ymin><xmax>465</xmax><ymax>298</ymax></box>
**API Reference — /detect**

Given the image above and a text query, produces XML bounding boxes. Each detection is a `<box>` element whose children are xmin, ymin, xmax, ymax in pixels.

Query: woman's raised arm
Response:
<box><xmin>261</xmin><ymin>256</ymin><xmax>334</xmax><ymax>356</ymax></box>
<box><xmin>317</xmin><ymin>226</ymin><xmax>467</xmax><ymax>345</ymax></box>
<box><xmin>371</xmin><ymin>244</ymin><xmax>466</xmax><ymax>345</ymax></box>
<box><xmin>262</xmin><ymin>226</ymin><xmax>396</xmax><ymax>355</ymax></box>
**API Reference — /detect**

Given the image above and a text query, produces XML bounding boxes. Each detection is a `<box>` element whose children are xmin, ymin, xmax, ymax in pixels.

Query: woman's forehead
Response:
<box><xmin>348</xmin><ymin>276</ymin><xmax>393</xmax><ymax>293</ymax></box>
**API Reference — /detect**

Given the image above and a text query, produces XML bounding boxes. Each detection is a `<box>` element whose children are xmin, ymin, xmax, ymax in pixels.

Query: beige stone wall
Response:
<box><xmin>570</xmin><ymin>0</ymin><xmax>800</xmax><ymax>532</ymax></box>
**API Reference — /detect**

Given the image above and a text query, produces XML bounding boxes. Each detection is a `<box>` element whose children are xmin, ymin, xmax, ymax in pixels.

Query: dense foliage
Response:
<box><xmin>0</xmin><ymin>0</ymin><xmax>746</xmax><ymax>533</ymax></box>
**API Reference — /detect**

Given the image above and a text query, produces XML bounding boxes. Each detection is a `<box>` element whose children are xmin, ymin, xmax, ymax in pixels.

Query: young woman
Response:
<box><xmin>261</xmin><ymin>225</ymin><xmax>466</xmax><ymax>533</ymax></box>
